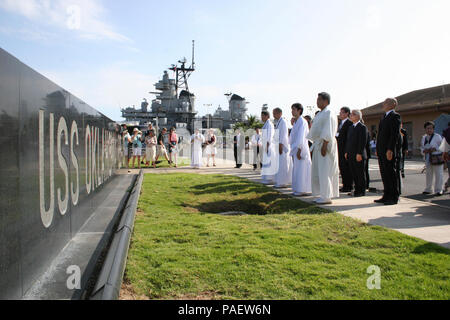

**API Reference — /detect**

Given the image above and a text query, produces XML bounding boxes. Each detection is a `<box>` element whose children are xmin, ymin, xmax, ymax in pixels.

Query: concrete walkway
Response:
<box><xmin>127</xmin><ymin>160</ymin><xmax>450</xmax><ymax>249</ymax></box>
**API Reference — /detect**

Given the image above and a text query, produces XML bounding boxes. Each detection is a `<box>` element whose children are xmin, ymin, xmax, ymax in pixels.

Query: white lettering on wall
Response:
<box><xmin>57</xmin><ymin>117</ymin><xmax>69</xmax><ymax>215</ymax></box>
<box><xmin>85</xmin><ymin>124</ymin><xmax>91</xmax><ymax>194</ymax></box>
<box><xmin>39</xmin><ymin>110</ymin><xmax>55</xmax><ymax>228</ymax></box>
<box><xmin>70</xmin><ymin>120</ymin><xmax>79</xmax><ymax>206</ymax></box>
<box><xmin>39</xmin><ymin>112</ymin><xmax>119</xmax><ymax>228</ymax></box>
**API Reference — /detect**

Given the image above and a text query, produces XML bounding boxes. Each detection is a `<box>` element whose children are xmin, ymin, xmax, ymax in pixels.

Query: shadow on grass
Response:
<box><xmin>191</xmin><ymin>181</ymin><xmax>269</xmax><ymax>195</ymax></box>
<box><xmin>412</xmin><ymin>243</ymin><xmax>449</xmax><ymax>255</ymax></box>
<box><xmin>188</xmin><ymin>192</ymin><xmax>330</xmax><ymax>216</ymax></box>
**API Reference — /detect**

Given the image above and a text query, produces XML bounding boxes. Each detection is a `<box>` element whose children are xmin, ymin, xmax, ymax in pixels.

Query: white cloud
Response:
<box><xmin>0</xmin><ymin>0</ymin><xmax>130</xmax><ymax>42</ymax></box>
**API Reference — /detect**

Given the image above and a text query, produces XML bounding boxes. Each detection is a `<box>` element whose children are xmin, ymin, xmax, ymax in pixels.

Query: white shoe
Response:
<box><xmin>315</xmin><ymin>198</ymin><xmax>332</xmax><ymax>205</ymax></box>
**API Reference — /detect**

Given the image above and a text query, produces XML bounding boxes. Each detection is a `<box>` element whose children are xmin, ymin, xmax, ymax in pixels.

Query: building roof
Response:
<box><xmin>362</xmin><ymin>84</ymin><xmax>450</xmax><ymax>118</ymax></box>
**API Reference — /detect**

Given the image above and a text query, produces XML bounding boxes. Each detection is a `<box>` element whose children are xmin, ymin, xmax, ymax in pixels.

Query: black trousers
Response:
<box><xmin>234</xmin><ymin>147</ymin><xmax>241</xmax><ymax>168</ymax></box>
<box><xmin>348</xmin><ymin>157</ymin><xmax>366</xmax><ymax>195</ymax></box>
<box><xmin>253</xmin><ymin>147</ymin><xmax>261</xmax><ymax>169</ymax></box>
<box><xmin>339</xmin><ymin>152</ymin><xmax>353</xmax><ymax>190</ymax></box>
<box><xmin>378</xmin><ymin>155</ymin><xmax>400</xmax><ymax>201</ymax></box>
<box><xmin>365</xmin><ymin>158</ymin><xmax>370</xmax><ymax>189</ymax></box>
<box><xmin>400</xmin><ymin>152</ymin><xmax>406</xmax><ymax>175</ymax></box>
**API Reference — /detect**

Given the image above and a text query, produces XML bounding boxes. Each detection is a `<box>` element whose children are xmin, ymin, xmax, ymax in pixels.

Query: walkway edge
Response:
<box><xmin>89</xmin><ymin>170</ymin><xmax>144</xmax><ymax>300</ymax></box>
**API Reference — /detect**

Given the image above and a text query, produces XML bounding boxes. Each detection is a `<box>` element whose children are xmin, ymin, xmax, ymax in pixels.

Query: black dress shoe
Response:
<box><xmin>354</xmin><ymin>193</ymin><xmax>365</xmax><ymax>197</ymax></box>
<box><xmin>374</xmin><ymin>198</ymin><xmax>386</xmax><ymax>203</ymax></box>
<box><xmin>384</xmin><ymin>200</ymin><xmax>398</xmax><ymax>206</ymax></box>
<box><xmin>435</xmin><ymin>192</ymin><xmax>444</xmax><ymax>197</ymax></box>
<box><xmin>422</xmin><ymin>192</ymin><xmax>431</xmax><ymax>195</ymax></box>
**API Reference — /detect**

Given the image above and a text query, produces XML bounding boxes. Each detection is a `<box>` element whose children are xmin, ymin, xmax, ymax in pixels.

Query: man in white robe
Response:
<box><xmin>273</xmin><ymin>108</ymin><xmax>292</xmax><ymax>188</ymax></box>
<box><xmin>190</xmin><ymin>129</ymin><xmax>205</xmax><ymax>169</ymax></box>
<box><xmin>307</xmin><ymin>92</ymin><xmax>340</xmax><ymax>204</ymax></box>
<box><xmin>250</xmin><ymin>128</ymin><xmax>263</xmax><ymax>170</ymax></box>
<box><xmin>261</xmin><ymin>111</ymin><xmax>276</xmax><ymax>184</ymax></box>
<box><xmin>290</xmin><ymin>103</ymin><xmax>312</xmax><ymax>196</ymax></box>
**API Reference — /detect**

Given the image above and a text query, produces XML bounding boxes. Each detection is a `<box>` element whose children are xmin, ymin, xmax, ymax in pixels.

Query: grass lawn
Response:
<box><xmin>123</xmin><ymin>173</ymin><xmax>450</xmax><ymax>300</ymax></box>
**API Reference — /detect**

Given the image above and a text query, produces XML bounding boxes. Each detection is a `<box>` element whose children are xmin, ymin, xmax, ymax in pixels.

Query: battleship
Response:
<box><xmin>121</xmin><ymin>41</ymin><xmax>248</xmax><ymax>133</ymax></box>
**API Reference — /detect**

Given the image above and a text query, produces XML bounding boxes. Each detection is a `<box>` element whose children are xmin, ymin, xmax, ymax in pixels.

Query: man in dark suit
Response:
<box><xmin>365</xmin><ymin>129</ymin><xmax>371</xmax><ymax>191</ymax></box>
<box><xmin>375</xmin><ymin>98</ymin><xmax>402</xmax><ymax>205</ymax></box>
<box><xmin>336</xmin><ymin>107</ymin><xmax>353</xmax><ymax>192</ymax></box>
<box><xmin>345</xmin><ymin>110</ymin><xmax>368</xmax><ymax>197</ymax></box>
<box><xmin>400</xmin><ymin>124</ymin><xmax>409</xmax><ymax>178</ymax></box>
<box><xmin>234</xmin><ymin>129</ymin><xmax>244</xmax><ymax>168</ymax></box>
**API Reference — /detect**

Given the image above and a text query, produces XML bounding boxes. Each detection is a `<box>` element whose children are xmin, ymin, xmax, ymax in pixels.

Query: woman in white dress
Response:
<box><xmin>191</xmin><ymin>129</ymin><xmax>205</xmax><ymax>169</ymax></box>
<box><xmin>205</xmin><ymin>129</ymin><xmax>217</xmax><ymax>167</ymax></box>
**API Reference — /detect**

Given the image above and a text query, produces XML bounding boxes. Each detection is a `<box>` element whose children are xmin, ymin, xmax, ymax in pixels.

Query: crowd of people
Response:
<box><xmin>121</xmin><ymin>123</ymin><xmax>177</xmax><ymax>169</ymax></box>
<box><xmin>251</xmin><ymin>93</ymin><xmax>450</xmax><ymax>205</ymax></box>
<box><xmin>119</xmin><ymin>93</ymin><xmax>450</xmax><ymax>203</ymax></box>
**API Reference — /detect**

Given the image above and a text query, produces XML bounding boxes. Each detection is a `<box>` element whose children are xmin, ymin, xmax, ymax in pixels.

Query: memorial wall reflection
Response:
<box><xmin>0</xmin><ymin>48</ymin><xmax>123</xmax><ymax>299</ymax></box>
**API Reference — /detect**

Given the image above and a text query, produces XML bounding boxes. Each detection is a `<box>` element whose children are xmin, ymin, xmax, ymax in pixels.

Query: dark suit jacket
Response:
<box><xmin>345</xmin><ymin>122</ymin><xmax>369</xmax><ymax>159</ymax></box>
<box><xmin>376</xmin><ymin>111</ymin><xmax>402</xmax><ymax>155</ymax></box>
<box><xmin>337</xmin><ymin>118</ymin><xmax>352</xmax><ymax>156</ymax></box>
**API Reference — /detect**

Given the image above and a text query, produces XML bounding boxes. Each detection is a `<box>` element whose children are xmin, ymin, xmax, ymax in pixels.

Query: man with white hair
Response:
<box><xmin>307</xmin><ymin>92</ymin><xmax>340</xmax><ymax>204</ymax></box>
<box><xmin>345</xmin><ymin>109</ymin><xmax>369</xmax><ymax>197</ymax></box>
<box><xmin>375</xmin><ymin>98</ymin><xmax>402</xmax><ymax>205</ymax></box>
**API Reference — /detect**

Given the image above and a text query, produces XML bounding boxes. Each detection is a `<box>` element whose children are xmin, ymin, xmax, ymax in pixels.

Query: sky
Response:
<box><xmin>1</xmin><ymin>0</ymin><xmax>450</xmax><ymax>121</ymax></box>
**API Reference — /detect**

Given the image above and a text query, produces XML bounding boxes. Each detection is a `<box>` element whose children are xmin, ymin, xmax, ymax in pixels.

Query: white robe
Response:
<box><xmin>261</xmin><ymin>119</ymin><xmax>276</xmax><ymax>182</ymax></box>
<box><xmin>307</xmin><ymin>106</ymin><xmax>340</xmax><ymax>200</ymax></box>
<box><xmin>191</xmin><ymin>133</ymin><xmax>204</xmax><ymax>168</ymax></box>
<box><xmin>274</xmin><ymin>117</ymin><xmax>292</xmax><ymax>187</ymax></box>
<box><xmin>439</xmin><ymin>137</ymin><xmax>450</xmax><ymax>153</ymax></box>
<box><xmin>250</xmin><ymin>134</ymin><xmax>263</xmax><ymax>166</ymax></box>
<box><xmin>290</xmin><ymin>117</ymin><xmax>312</xmax><ymax>194</ymax></box>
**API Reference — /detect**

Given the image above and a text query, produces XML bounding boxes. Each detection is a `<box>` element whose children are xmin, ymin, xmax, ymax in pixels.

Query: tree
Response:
<box><xmin>247</xmin><ymin>115</ymin><xmax>263</xmax><ymax>129</ymax></box>
<box><xmin>232</xmin><ymin>115</ymin><xmax>263</xmax><ymax>131</ymax></box>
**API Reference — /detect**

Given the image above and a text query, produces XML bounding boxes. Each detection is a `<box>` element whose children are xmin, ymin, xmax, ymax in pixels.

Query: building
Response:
<box><xmin>362</xmin><ymin>84</ymin><xmax>450</xmax><ymax>156</ymax></box>
<box><xmin>201</xmin><ymin>94</ymin><xmax>249</xmax><ymax>132</ymax></box>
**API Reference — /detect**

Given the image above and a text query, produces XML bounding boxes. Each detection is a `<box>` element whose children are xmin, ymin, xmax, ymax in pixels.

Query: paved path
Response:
<box><xmin>127</xmin><ymin>159</ymin><xmax>450</xmax><ymax>249</ymax></box>
<box><xmin>368</xmin><ymin>159</ymin><xmax>450</xmax><ymax>208</ymax></box>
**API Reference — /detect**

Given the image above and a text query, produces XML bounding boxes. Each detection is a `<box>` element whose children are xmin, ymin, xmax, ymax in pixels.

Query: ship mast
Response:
<box><xmin>169</xmin><ymin>40</ymin><xmax>196</xmax><ymax>97</ymax></box>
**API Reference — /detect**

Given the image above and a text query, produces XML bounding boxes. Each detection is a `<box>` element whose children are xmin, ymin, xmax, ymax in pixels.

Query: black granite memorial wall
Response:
<box><xmin>0</xmin><ymin>48</ymin><xmax>123</xmax><ymax>299</ymax></box>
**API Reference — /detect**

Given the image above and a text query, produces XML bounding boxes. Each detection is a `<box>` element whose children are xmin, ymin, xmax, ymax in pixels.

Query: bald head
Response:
<box><xmin>382</xmin><ymin>98</ymin><xmax>398</xmax><ymax>112</ymax></box>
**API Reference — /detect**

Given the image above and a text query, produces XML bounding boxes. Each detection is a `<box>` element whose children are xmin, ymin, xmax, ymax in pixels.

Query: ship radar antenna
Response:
<box><xmin>169</xmin><ymin>40</ymin><xmax>196</xmax><ymax>97</ymax></box>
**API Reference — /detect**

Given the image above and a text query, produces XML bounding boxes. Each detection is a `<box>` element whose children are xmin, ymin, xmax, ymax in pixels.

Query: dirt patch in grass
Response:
<box><xmin>119</xmin><ymin>279</ymin><xmax>150</xmax><ymax>300</ymax></box>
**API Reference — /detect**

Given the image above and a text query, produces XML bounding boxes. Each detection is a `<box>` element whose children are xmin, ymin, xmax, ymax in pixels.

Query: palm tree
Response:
<box><xmin>247</xmin><ymin>115</ymin><xmax>263</xmax><ymax>129</ymax></box>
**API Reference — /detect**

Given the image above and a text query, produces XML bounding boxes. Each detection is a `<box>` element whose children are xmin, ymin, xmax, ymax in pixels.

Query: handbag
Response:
<box><xmin>424</xmin><ymin>134</ymin><xmax>444</xmax><ymax>165</ymax></box>
<box><xmin>430</xmin><ymin>153</ymin><xmax>444</xmax><ymax>165</ymax></box>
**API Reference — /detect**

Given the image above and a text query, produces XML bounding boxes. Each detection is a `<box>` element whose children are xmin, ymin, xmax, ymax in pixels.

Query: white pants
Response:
<box><xmin>425</xmin><ymin>163</ymin><xmax>444</xmax><ymax>193</ymax></box>
<box><xmin>146</xmin><ymin>145</ymin><xmax>156</xmax><ymax>162</ymax></box>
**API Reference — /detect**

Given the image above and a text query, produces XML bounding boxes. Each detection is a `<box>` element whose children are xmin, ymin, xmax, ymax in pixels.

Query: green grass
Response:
<box><xmin>124</xmin><ymin>173</ymin><xmax>450</xmax><ymax>300</ymax></box>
